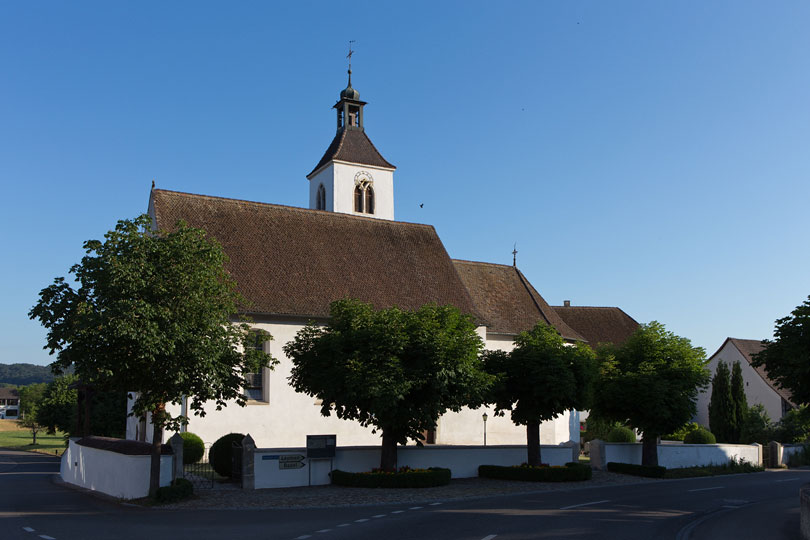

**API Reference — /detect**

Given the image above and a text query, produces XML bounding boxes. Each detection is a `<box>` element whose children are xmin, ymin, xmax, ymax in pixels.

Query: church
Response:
<box><xmin>127</xmin><ymin>69</ymin><xmax>638</xmax><ymax>448</ymax></box>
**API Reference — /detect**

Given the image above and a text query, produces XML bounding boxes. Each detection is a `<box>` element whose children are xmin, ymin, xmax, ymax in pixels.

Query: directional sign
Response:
<box><xmin>279</xmin><ymin>454</ymin><xmax>305</xmax><ymax>462</ymax></box>
<box><xmin>279</xmin><ymin>461</ymin><xmax>306</xmax><ymax>470</ymax></box>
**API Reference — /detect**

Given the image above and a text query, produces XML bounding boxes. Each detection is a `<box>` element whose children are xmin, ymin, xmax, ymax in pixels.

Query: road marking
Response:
<box><xmin>316</xmin><ymin>529</ymin><xmax>331</xmax><ymax>533</ymax></box>
<box><xmin>354</xmin><ymin>519</ymin><xmax>369</xmax><ymax>523</ymax></box>
<box><xmin>23</xmin><ymin>528</ymin><xmax>35</xmax><ymax>533</ymax></box>
<box><xmin>372</xmin><ymin>514</ymin><xmax>386</xmax><ymax>518</ymax></box>
<box><xmin>294</xmin><ymin>536</ymin><xmax>311</xmax><ymax>539</ymax></box>
<box><xmin>337</xmin><ymin>524</ymin><xmax>350</xmax><ymax>527</ymax></box>
<box><xmin>560</xmin><ymin>499</ymin><xmax>610</xmax><ymax>510</ymax></box>
<box><xmin>687</xmin><ymin>486</ymin><xmax>724</xmax><ymax>492</ymax></box>
<box><xmin>481</xmin><ymin>536</ymin><xmax>498</xmax><ymax>540</ymax></box>
<box><xmin>39</xmin><ymin>536</ymin><xmax>56</xmax><ymax>540</ymax></box>
<box><xmin>391</xmin><ymin>510</ymin><xmax>404</xmax><ymax>514</ymax></box>
<box><xmin>776</xmin><ymin>478</ymin><xmax>799</xmax><ymax>482</ymax></box>
<box><xmin>409</xmin><ymin>506</ymin><xmax>423</xmax><ymax>510</ymax></box>
<box><xmin>429</xmin><ymin>502</ymin><xmax>442</xmax><ymax>506</ymax></box>
<box><xmin>722</xmin><ymin>505</ymin><xmax>741</xmax><ymax>509</ymax></box>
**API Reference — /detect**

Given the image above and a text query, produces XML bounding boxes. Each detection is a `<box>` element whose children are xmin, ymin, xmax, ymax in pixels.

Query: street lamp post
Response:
<box><xmin>482</xmin><ymin>412</ymin><xmax>488</xmax><ymax>446</ymax></box>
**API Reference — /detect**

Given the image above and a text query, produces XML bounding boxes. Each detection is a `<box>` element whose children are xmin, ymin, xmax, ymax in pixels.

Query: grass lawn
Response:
<box><xmin>0</xmin><ymin>419</ymin><xmax>66</xmax><ymax>456</ymax></box>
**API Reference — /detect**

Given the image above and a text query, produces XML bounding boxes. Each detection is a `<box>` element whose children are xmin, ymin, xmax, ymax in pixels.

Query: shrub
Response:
<box><xmin>606</xmin><ymin>426</ymin><xmax>636</xmax><ymax>443</ymax></box>
<box><xmin>773</xmin><ymin>405</ymin><xmax>810</xmax><ymax>443</ymax></box>
<box><xmin>179</xmin><ymin>432</ymin><xmax>205</xmax><ymax>465</ymax></box>
<box><xmin>478</xmin><ymin>462</ymin><xmax>592</xmax><ymax>482</ymax></box>
<box><xmin>331</xmin><ymin>467</ymin><xmax>451</xmax><ymax>488</ymax></box>
<box><xmin>665</xmin><ymin>457</ymin><xmax>764</xmax><ymax>478</ymax></box>
<box><xmin>663</xmin><ymin>422</ymin><xmax>700</xmax><ymax>441</ymax></box>
<box><xmin>606</xmin><ymin>462</ymin><xmax>667</xmax><ymax>478</ymax></box>
<box><xmin>209</xmin><ymin>432</ymin><xmax>245</xmax><ymax>478</ymax></box>
<box><xmin>740</xmin><ymin>404</ymin><xmax>775</xmax><ymax>444</ymax></box>
<box><xmin>684</xmin><ymin>427</ymin><xmax>716</xmax><ymax>444</ymax></box>
<box><xmin>154</xmin><ymin>478</ymin><xmax>193</xmax><ymax>503</ymax></box>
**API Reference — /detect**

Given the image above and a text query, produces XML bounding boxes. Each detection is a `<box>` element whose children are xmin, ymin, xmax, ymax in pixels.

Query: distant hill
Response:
<box><xmin>0</xmin><ymin>363</ymin><xmax>60</xmax><ymax>386</ymax></box>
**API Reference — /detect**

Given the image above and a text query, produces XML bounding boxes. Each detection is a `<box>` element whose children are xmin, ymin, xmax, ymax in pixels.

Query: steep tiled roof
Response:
<box><xmin>726</xmin><ymin>338</ymin><xmax>795</xmax><ymax>407</ymax></box>
<box><xmin>308</xmin><ymin>129</ymin><xmax>395</xmax><ymax>176</ymax></box>
<box><xmin>552</xmin><ymin>306</ymin><xmax>640</xmax><ymax>349</ymax></box>
<box><xmin>151</xmin><ymin>189</ymin><xmax>480</xmax><ymax>321</ymax></box>
<box><xmin>452</xmin><ymin>260</ymin><xmax>584</xmax><ymax>341</ymax></box>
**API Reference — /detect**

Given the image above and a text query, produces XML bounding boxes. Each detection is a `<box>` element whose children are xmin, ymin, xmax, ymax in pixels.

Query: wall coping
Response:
<box><xmin>77</xmin><ymin>436</ymin><xmax>173</xmax><ymax>456</ymax></box>
<box><xmin>254</xmin><ymin>444</ymin><xmax>572</xmax><ymax>453</ymax></box>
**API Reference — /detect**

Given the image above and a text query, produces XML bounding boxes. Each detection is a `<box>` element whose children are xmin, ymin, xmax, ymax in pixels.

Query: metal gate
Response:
<box><xmin>183</xmin><ymin>442</ymin><xmax>214</xmax><ymax>489</ymax></box>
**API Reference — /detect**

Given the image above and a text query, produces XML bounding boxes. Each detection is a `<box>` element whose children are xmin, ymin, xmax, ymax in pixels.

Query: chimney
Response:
<box><xmin>563</xmin><ymin>300</ymin><xmax>571</xmax><ymax>307</ymax></box>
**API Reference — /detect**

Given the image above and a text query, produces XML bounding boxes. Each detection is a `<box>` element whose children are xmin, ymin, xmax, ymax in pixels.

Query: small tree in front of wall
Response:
<box><xmin>730</xmin><ymin>361</ymin><xmax>748</xmax><ymax>443</ymax></box>
<box><xmin>709</xmin><ymin>361</ymin><xmax>736</xmax><ymax>443</ymax></box>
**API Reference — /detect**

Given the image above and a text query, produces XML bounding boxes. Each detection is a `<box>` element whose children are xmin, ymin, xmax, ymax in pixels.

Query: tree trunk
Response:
<box><xmin>32</xmin><ymin>428</ymin><xmax>37</xmax><ymax>445</ymax></box>
<box><xmin>83</xmin><ymin>386</ymin><xmax>92</xmax><ymax>436</ymax></box>
<box><xmin>380</xmin><ymin>431</ymin><xmax>398</xmax><ymax>471</ymax></box>
<box><xmin>148</xmin><ymin>404</ymin><xmax>165</xmax><ymax>498</ymax></box>
<box><xmin>527</xmin><ymin>421</ymin><xmax>541</xmax><ymax>466</ymax></box>
<box><xmin>641</xmin><ymin>433</ymin><xmax>658</xmax><ymax>467</ymax></box>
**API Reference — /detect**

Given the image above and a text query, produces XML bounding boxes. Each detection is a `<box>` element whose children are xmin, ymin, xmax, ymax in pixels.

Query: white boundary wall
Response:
<box><xmin>61</xmin><ymin>439</ymin><xmax>173</xmax><ymax>499</ymax></box>
<box><xmin>783</xmin><ymin>444</ymin><xmax>808</xmax><ymax>466</ymax></box>
<box><xmin>254</xmin><ymin>444</ymin><xmax>578</xmax><ymax>489</ymax></box>
<box><xmin>590</xmin><ymin>440</ymin><xmax>761</xmax><ymax>470</ymax></box>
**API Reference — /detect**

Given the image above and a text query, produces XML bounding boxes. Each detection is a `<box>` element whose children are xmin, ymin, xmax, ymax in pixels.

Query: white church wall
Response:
<box><xmin>126</xmin><ymin>320</ymin><xmax>579</xmax><ymax>449</ymax></box>
<box><xmin>695</xmin><ymin>340</ymin><xmax>784</xmax><ymax>427</ymax></box>
<box><xmin>308</xmin><ymin>163</ymin><xmax>334</xmax><ymax>211</ymax></box>
<box><xmin>332</xmin><ymin>162</ymin><xmax>394</xmax><ymax>220</ymax></box>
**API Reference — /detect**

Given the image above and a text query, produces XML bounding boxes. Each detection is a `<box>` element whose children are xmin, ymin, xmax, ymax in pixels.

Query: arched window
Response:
<box><xmin>354</xmin><ymin>185</ymin><xmax>363</xmax><ymax>212</ymax></box>
<box><xmin>316</xmin><ymin>184</ymin><xmax>326</xmax><ymax>210</ymax></box>
<box><xmin>365</xmin><ymin>185</ymin><xmax>374</xmax><ymax>215</ymax></box>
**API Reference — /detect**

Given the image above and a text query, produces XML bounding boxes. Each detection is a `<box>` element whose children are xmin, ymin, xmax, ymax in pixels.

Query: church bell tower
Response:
<box><xmin>307</xmin><ymin>65</ymin><xmax>396</xmax><ymax>220</ymax></box>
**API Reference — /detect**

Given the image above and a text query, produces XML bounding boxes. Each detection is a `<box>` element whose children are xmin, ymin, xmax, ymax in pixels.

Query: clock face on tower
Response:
<box><xmin>354</xmin><ymin>171</ymin><xmax>373</xmax><ymax>185</ymax></box>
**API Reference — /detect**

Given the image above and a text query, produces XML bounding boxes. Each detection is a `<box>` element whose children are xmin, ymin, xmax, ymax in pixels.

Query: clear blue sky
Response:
<box><xmin>2</xmin><ymin>1</ymin><xmax>808</xmax><ymax>366</ymax></box>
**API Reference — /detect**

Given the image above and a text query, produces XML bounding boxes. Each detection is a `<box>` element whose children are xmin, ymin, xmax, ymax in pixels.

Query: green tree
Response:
<box><xmin>285</xmin><ymin>299</ymin><xmax>491</xmax><ymax>471</ymax></box>
<box><xmin>18</xmin><ymin>383</ymin><xmax>47</xmax><ymax>444</ymax></box>
<box><xmin>752</xmin><ymin>295</ymin><xmax>810</xmax><ymax>405</ymax></box>
<box><xmin>773</xmin><ymin>406</ymin><xmax>810</xmax><ymax>443</ymax></box>
<box><xmin>37</xmin><ymin>375</ymin><xmax>78</xmax><ymax>435</ymax></box>
<box><xmin>740</xmin><ymin>404</ymin><xmax>773</xmax><ymax>444</ymax></box>
<box><xmin>29</xmin><ymin>215</ymin><xmax>276</xmax><ymax>496</ymax></box>
<box><xmin>482</xmin><ymin>323</ymin><xmax>596</xmax><ymax>466</ymax></box>
<box><xmin>730</xmin><ymin>361</ymin><xmax>747</xmax><ymax>442</ymax></box>
<box><xmin>592</xmin><ymin>322</ymin><xmax>710</xmax><ymax>466</ymax></box>
<box><xmin>708</xmin><ymin>361</ymin><xmax>736</xmax><ymax>443</ymax></box>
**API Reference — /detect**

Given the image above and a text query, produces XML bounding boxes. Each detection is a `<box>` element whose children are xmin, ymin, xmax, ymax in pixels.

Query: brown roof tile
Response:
<box><xmin>552</xmin><ymin>305</ymin><xmax>640</xmax><ymax>349</ymax></box>
<box><xmin>0</xmin><ymin>388</ymin><xmax>19</xmax><ymax>400</ymax></box>
<box><xmin>308</xmin><ymin>128</ymin><xmax>395</xmax><ymax>177</ymax></box>
<box><xmin>726</xmin><ymin>338</ymin><xmax>795</xmax><ymax>407</ymax></box>
<box><xmin>151</xmin><ymin>189</ymin><xmax>480</xmax><ymax>321</ymax></box>
<box><xmin>452</xmin><ymin>260</ymin><xmax>584</xmax><ymax>341</ymax></box>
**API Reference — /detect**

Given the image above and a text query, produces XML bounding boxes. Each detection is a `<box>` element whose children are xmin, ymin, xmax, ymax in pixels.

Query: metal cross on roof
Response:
<box><xmin>512</xmin><ymin>243</ymin><xmax>518</xmax><ymax>267</ymax></box>
<box><xmin>347</xmin><ymin>40</ymin><xmax>355</xmax><ymax>69</ymax></box>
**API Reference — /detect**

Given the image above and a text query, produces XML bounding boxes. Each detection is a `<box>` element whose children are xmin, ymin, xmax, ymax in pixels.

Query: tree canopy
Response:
<box><xmin>708</xmin><ymin>361</ymin><xmax>735</xmax><ymax>443</ymax></box>
<box><xmin>483</xmin><ymin>322</ymin><xmax>596</xmax><ymax>465</ymax></box>
<box><xmin>730</xmin><ymin>361</ymin><xmax>747</xmax><ymax>442</ymax></box>
<box><xmin>592</xmin><ymin>321</ymin><xmax>709</xmax><ymax>466</ymax></box>
<box><xmin>285</xmin><ymin>298</ymin><xmax>491</xmax><ymax>470</ymax></box>
<box><xmin>29</xmin><ymin>214</ymin><xmax>275</xmax><ymax>495</ymax></box>
<box><xmin>753</xmin><ymin>295</ymin><xmax>810</xmax><ymax>405</ymax></box>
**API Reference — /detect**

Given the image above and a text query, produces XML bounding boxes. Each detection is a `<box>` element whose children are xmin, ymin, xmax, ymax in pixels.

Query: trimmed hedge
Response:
<box><xmin>606</xmin><ymin>462</ymin><xmax>667</xmax><ymax>478</ymax></box>
<box><xmin>179</xmin><ymin>432</ymin><xmax>205</xmax><ymax>465</ymax></box>
<box><xmin>479</xmin><ymin>462</ymin><xmax>592</xmax><ymax>482</ymax></box>
<box><xmin>331</xmin><ymin>467</ymin><xmax>451</xmax><ymax>488</ymax></box>
<box><xmin>154</xmin><ymin>478</ymin><xmax>194</xmax><ymax>503</ymax></box>
<box><xmin>683</xmin><ymin>427</ymin><xmax>716</xmax><ymax>444</ymax></box>
<box><xmin>209</xmin><ymin>433</ymin><xmax>245</xmax><ymax>478</ymax></box>
<box><xmin>606</xmin><ymin>426</ymin><xmax>636</xmax><ymax>443</ymax></box>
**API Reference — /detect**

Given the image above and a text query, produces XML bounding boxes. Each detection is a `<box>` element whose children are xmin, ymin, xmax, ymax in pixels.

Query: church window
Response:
<box><xmin>365</xmin><ymin>185</ymin><xmax>374</xmax><ymax>214</ymax></box>
<box><xmin>244</xmin><ymin>331</ymin><xmax>267</xmax><ymax>402</ymax></box>
<box><xmin>353</xmin><ymin>176</ymin><xmax>375</xmax><ymax>215</ymax></box>
<box><xmin>316</xmin><ymin>184</ymin><xmax>326</xmax><ymax>210</ymax></box>
<box><xmin>354</xmin><ymin>185</ymin><xmax>363</xmax><ymax>212</ymax></box>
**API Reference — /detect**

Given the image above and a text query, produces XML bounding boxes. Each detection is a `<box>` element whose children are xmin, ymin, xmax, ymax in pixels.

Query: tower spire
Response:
<box><xmin>347</xmin><ymin>40</ymin><xmax>355</xmax><ymax>87</ymax></box>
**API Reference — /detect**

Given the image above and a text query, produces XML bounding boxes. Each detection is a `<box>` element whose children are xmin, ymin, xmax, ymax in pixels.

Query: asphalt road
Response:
<box><xmin>1</xmin><ymin>449</ymin><xmax>805</xmax><ymax>540</ymax></box>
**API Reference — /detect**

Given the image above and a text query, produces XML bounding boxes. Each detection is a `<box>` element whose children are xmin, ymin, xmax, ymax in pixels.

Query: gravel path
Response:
<box><xmin>159</xmin><ymin>470</ymin><xmax>658</xmax><ymax>510</ymax></box>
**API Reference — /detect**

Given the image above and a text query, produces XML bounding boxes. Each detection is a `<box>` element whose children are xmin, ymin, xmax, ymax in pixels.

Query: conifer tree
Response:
<box><xmin>730</xmin><ymin>361</ymin><xmax>747</xmax><ymax>443</ymax></box>
<box><xmin>708</xmin><ymin>361</ymin><xmax>735</xmax><ymax>442</ymax></box>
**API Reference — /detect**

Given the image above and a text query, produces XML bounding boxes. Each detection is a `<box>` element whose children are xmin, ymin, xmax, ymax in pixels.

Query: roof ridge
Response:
<box><xmin>513</xmin><ymin>267</ymin><xmax>586</xmax><ymax>342</ymax></box>
<box><xmin>152</xmin><ymin>188</ymin><xmax>435</xmax><ymax>229</ymax></box>
<box><xmin>359</xmin><ymin>130</ymin><xmax>395</xmax><ymax>169</ymax></box>
<box><xmin>553</xmin><ymin>305</ymin><xmax>621</xmax><ymax>310</ymax></box>
<box><xmin>452</xmin><ymin>259</ymin><xmax>514</xmax><ymax>269</ymax></box>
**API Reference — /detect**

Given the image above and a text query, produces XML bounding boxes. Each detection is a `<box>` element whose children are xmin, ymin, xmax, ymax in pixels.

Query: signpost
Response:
<box><xmin>306</xmin><ymin>434</ymin><xmax>337</xmax><ymax>485</ymax></box>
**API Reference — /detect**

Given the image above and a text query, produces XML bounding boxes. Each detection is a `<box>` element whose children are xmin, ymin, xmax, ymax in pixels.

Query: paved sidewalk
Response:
<box><xmin>159</xmin><ymin>469</ymin><xmax>657</xmax><ymax>510</ymax></box>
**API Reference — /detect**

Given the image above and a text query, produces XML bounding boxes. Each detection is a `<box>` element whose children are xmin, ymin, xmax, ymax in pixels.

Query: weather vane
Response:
<box><xmin>512</xmin><ymin>243</ymin><xmax>518</xmax><ymax>267</ymax></box>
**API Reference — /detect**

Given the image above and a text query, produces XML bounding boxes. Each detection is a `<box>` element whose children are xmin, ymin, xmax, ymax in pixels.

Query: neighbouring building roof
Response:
<box><xmin>724</xmin><ymin>337</ymin><xmax>795</xmax><ymax>407</ymax></box>
<box><xmin>552</xmin><ymin>305</ymin><xmax>640</xmax><ymax>349</ymax></box>
<box><xmin>452</xmin><ymin>260</ymin><xmax>584</xmax><ymax>341</ymax></box>
<box><xmin>308</xmin><ymin>128</ymin><xmax>395</xmax><ymax>177</ymax></box>
<box><xmin>150</xmin><ymin>189</ymin><xmax>481</xmax><ymax>321</ymax></box>
<box><xmin>0</xmin><ymin>388</ymin><xmax>19</xmax><ymax>400</ymax></box>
